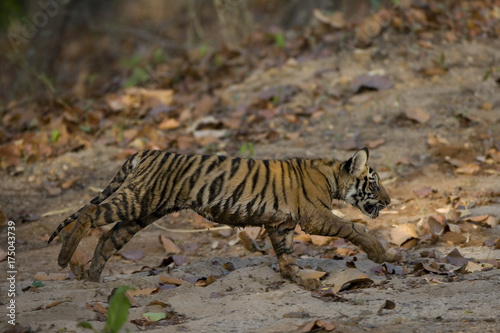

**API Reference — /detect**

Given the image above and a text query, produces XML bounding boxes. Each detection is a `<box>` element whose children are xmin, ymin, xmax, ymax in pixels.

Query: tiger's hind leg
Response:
<box><xmin>265</xmin><ymin>221</ymin><xmax>320</xmax><ymax>290</ymax></box>
<box><xmin>58</xmin><ymin>189</ymin><xmax>150</xmax><ymax>269</ymax></box>
<box><xmin>84</xmin><ymin>212</ymin><xmax>162</xmax><ymax>282</ymax></box>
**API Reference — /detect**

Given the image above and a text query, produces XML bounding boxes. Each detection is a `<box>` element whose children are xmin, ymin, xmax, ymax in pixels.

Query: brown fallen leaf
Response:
<box><xmin>442</xmin><ymin>231</ymin><xmax>466</xmax><ymax>245</ymax></box>
<box><xmin>405</xmin><ymin>107</ymin><xmax>430</xmax><ymax>124</ymax></box>
<box><xmin>87</xmin><ymin>302</ymin><xmax>108</xmax><ymax>315</ymax></box>
<box><xmin>427</xmin><ymin>216</ymin><xmax>445</xmax><ymax>235</ymax></box>
<box><xmin>456</xmin><ymin>163</ymin><xmax>480</xmax><ymax>175</ymax></box>
<box><xmin>160</xmin><ymin>235</ymin><xmax>181</xmax><ymax>254</ymax></box>
<box><xmin>120</xmin><ymin>249</ymin><xmax>145</xmax><ymax>261</ymax></box>
<box><xmin>313</xmin><ymin>9</ymin><xmax>345</xmax><ymax>28</ymax></box>
<box><xmin>465</xmin><ymin>214</ymin><xmax>489</xmax><ymax>222</ymax></box>
<box><xmin>444</xmin><ymin>248</ymin><xmax>469</xmax><ymax>267</ymax></box>
<box><xmin>238</xmin><ymin>231</ymin><xmax>264</xmax><ymax>253</ymax></box>
<box><xmin>61</xmin><ymin>177</ymin><xmax>80</xmax><ymax>190</ymax></box>
<box><xmin>377</xmin><ymin>300</ymin><xmax>396</xmax><ymax>315</ymax></box>
<box><xmin>127</xmin><ymin>288</ymin><xmax>158</xmax><ymax>297</ymax></box>
<box><xmin>159</xmin><ymin>275</ymin><xmax>184</xmax><ymax>286</ymax></box>
<box><xmin>34</xmin><ymin>300</ymin><xmax>70</xmax><ymax>310</ymax></box>
<box><xmin>159</xmin><ymin>118</ymin><xmax>180</xmax><ymax>130</ymax></box>
<box><xmin>310</xmin><ymin>235</ymin><xmax>333</xmax><ymax>246</ymax></box>
<box><xmin>464</xmin><ymin>261</ymin><xmax>483</xmax><ymax>273</ymax></box>
<box><xmin>351</xmin><ymin>74</ymin><xmax>393</xmax><ymax>93</ymax></box>
<box><xmin>195</xmin><ymin>275</ymin><xmax>217</xmax><ymax>287</ymax></box>
<box><xmin>390</xmin><ymin>224</ymin><xmax>419</xmax><ymax>246</ymax></box>
<box><xmin>422</xmin><ymin>66</ymin><xmax>447</xmax><ymax>76</ymax></box>
<box><xmin>298</xmin><ymin>269</ymin><xmax>326</xmax><ymax>280</ymax></box>
<box><xmin>324</xmin><ymin>268</ymin><xmax>373</xmax><ymax>293</ymax></box>
<box><xmin>295</xmin><ymin>319</ymin><xmax>335</xmax><ymax>332</ymax></box>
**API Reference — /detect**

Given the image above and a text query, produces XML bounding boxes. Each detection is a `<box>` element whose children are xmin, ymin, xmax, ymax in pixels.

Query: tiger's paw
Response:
<box><xmin>298</xmin><ymin>277</ymin><xmax>321</xmax><ymax>291</ymax></box>
<box><xmin>361</xmin><ymin>235</ymin><xmax>386</xmax><ymax>264</ymax></box>
<box><xmin>83</xmin><ymin>269</ymin><xmax>102</xmax><ymax>282</ymax></box>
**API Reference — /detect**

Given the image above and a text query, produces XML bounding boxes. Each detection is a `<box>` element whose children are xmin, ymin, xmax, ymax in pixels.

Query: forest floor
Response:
<box><xmin>2</xmin><ymin>12</ymin><xmax>500</xmax><ymax>333</ymax></box>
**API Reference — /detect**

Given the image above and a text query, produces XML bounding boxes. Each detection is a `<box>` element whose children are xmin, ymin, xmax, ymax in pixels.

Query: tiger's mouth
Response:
<box><xmin>363</xmin><ymin>202</ymin><xmax>387</xmax><ymax>218</ymax></box>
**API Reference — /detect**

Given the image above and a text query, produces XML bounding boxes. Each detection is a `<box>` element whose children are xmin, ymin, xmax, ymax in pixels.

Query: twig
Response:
<box><xmin>42</xmin><ymin>206</ymin><xmax>78</xmax><ymax>217</ymax></box>
<box><xmin>153</xmin><ymin>222</ymin><xmax>232</xmax><ymax>233</ymax></box>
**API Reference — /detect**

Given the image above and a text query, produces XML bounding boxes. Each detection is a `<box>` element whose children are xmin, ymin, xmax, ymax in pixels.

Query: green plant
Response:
<box><xmin>32</xmin><ymin>280</ymin><xmax>45</xmax><ymax>288</ymax></box>
<box><xmin>78</xmin><ymin>285</ymin><xmax>132</xmax><ymax>333</ymax></box>
<box><xmin>274</xmin><ymin>33</ymin><xmax>286</xmax><ymax>49</ymax></box>
<box><xmin>50</xmin><ymin>129</ymin><xmax>60</xmax><ymax>143</ymax></box>
<box><xmin>239</xmin><ymin>142</ymin><xmax>255</xmax><ymax>158</ymax></box>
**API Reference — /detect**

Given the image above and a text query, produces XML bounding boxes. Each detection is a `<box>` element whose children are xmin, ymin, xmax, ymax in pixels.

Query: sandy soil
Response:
<box><xmin>2</xmin><ymin>35</ymin><xmax>500</xmax><ymax>333</ymax></box>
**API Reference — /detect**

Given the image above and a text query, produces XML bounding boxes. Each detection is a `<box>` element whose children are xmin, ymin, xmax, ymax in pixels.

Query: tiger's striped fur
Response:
<box><xmin>49</xmin><ymin>148</ymin><xmax>390</xmax><ymax>287</ymax></box>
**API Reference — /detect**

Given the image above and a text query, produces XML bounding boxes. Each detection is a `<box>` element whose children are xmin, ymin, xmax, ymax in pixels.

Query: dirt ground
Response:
<box><xmin>2</xmin><ymin>34</ymin><xmax>500</xmax><ymax>333</ymax></box>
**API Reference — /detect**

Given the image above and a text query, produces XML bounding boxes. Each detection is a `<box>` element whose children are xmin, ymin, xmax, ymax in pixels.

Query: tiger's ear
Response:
<box><xmin>345</xmin><ymin>148</ymin><xmax>369</xmax><ymax>177</ymax></box>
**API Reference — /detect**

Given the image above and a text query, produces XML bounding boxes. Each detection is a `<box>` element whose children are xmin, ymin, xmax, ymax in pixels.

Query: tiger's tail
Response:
<box><xmin>47</xmin><ymin>150</ymin><xmax>147</xmax><ymax>244</ymax></box>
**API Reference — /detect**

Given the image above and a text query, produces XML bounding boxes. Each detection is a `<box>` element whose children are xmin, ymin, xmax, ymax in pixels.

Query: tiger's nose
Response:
<box><xmin>384</xmin><ymin>197</ymin><xmax>391</xmax><ymax>206</ymax></box>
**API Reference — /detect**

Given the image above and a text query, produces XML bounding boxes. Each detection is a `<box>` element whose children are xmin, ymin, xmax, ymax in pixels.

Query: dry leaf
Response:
<box><xmin>390</xmin><ymin>224</ymin><xmax>419</xmax><ymax>246</ymax></box>
<box><xmin>296</xmin><ymin>319</ymin><xmax>335</xmax><ymax>332</ymax></box>
<box><xmin>34</xmin><ymin>300</ymin><xmax>70</xmax><ymax>310</ymax></box>
<box><xmin>61</xmin><ymin>177</ymin><xmax>80</xmax><ymax>190</ymax></box>
<box><xmin>298</xmin><ymin>269</ymin><xmax>326</xmax><ymax>280</ymax></box>
<box><xmin>442</xmin><ymin>231</ymin><xmax>466</xmax><ymax>245</ymax></box>
<box><xmin>120</xmin><ymin>249</ymin><xmax>145</xmax><ymax>261</ymax></box>
<box><xmin>310</xmin><ymin>235</ymin><xmax>333</xmax><ymax>246</ymax></box>
<box><xmin>313</xmin><ymin>9</ymin><xmax>345</xmax><ymax>28</ymax></box>
<box><xmin>464</xmin><ymin>261</ymin><xmax>483</xmax><ymax>273</ymax></box>
<box><xmin>195</xmin><ymin>275</ymin><xmax>217</xmax><ymax>287</ymax></box>
<box><xmin>351</xmin><ymin>74</ymin><xmax>393</xmax><ymax>93</ymax></box>
<box><xmin>405</xmin><ymin>107</ymin><xmax>430</xmax><ymax>124</ymax></box>
<box><xmin>324</xmin><ymin>268</ymin><xmax>373</xmax><ymax>293</ymax></box>
<box><xmin>139</xmin><ymin>89</ymin><xmax>174</xmax><ymax>106</ymax></box>
<box><xmin>127</xmin><ymin>288</ymin><xmax>158</xmax><ymax>297</ymax></box>
<box><xmin>160</xmin><ymin>235</ymin><xmax>181</xmax><ymax>254</ymax></box>
<box><xmin>159</xmin><ymin>118</ymin><xmax>180</xmax><ymax>130</ymax></box>
<box><xmin>465</xmin><ymin>215</ymin><xmax>489</xmax><ymax>222</ymax></box>
<box><xmin>159</xmin><ymin>275</ymin><xmax>184</xmax><ymax>286</ymax></box>
<box><xmin>427</xmin><ymin>216</ymin><xmax>445</xmax><ymax>235</ymax></box>
<box><xmin>377</xmin><ymin>300</ymin><xmax>396</xmax><ymax>315</ymax></box>
<box><xmin>456</xmin><ymin>163</ymin><xmax>480</xmax><ymax>175</ymax></box>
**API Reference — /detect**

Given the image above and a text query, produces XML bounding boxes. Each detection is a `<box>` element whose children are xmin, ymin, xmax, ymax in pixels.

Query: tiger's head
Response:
<box><xmin>342</xmin><ymin>148</ymin><xmax>391</xmax><ymax>218</ymax></box>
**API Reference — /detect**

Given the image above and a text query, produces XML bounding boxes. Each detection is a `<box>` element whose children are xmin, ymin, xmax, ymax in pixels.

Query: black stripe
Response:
<box><xmin>206</xmin><ymin>158</ymin><xmax>220</xmax><ymax>175</ymax></box>
<box><xmin>196</xmin><ymin>184</ymin><xmax>207</xmax><ymax>207</ymax></box>
<box><xmin>272</xmin><ymin>177</ymin><xmax>279</xmax><ymax>211</ymax></box>
<box><xmin>230</xmin><ymin>181</ymin><xmax>246</xmax><ymax>205</ymax></box>
<box><xmin>157</xmin><ymin>154</ymin><xmax>184</xmax><ymax>206</ymax></box>
<box><xmin>251</xmin><ymin>163</ymin><xmax>261</xmax><ymax>193</ymax></box>
<box><xmin>229</xmin><ymin>158</ymin><xmax>241</xmax><ymax>179</ymax></box>
<box><xmin>246</xmin><ymin>197</ymin><xmax>258</xmax><ymax>217</ymax></box>
<box><xmin>189</xmin><ymin>166</ymin><xmax>203</xmax><ymax>189</ymax></box>
<box><xmin>280</xmin><ymin>161</ymin><xmax>288</xmax><ymax>205</ymax></box>
<box><xmin>208</xmin><ymin>173</ymin><xmax>225</xmax><ymax>203</ymax></box>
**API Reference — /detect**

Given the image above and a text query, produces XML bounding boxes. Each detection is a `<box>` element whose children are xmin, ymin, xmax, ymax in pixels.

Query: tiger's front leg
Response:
<box><xmin>265</xmin><ymin>222</ymin><xmax>320</xmax><ymax>290</ymax></box>
<box><xmin>301</xmin><ymin>210</ymin><xmax>386</xmax><ymax>263</ymax></box>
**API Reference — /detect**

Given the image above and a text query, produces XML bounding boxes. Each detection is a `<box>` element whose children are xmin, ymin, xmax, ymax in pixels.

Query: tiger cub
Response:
<box><xmin>49</xmin><ymin>148</ymin><xmax>390</xmax><ymax>288</ymax></box>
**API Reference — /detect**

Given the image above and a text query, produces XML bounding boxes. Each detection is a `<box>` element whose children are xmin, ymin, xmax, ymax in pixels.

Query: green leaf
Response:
<box><xmin>77</xmin><ymin>321</ymin><xmax>95</xmax><ymax>329</ymax></box>
<box><xmin>142</xmin><ymin>312</ymin><xmax>167</xmax><ymax>321</ymax></box>
<box><xmin>104</xmin><ymin>286</ymin><xmax>132</xmax><ymax>333</ymax></box>
<box><xmin>124</xmin><ymin>67</ymin><xmax>149</xmax><ymax>88</ymax></box>
<box><xmin>50</xmin><ymin>129</ymin><xmax>60</xmax><ymax>143</ymax></box>
<box><xmin>274</xmin><ymin>33</ymin><xmax>286</xmax><ymax>49</ymax></box>
<box><xmin>32</xmin><ymin>279</ymin><xmax>45</xmax><ymax>288</ymax></box>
